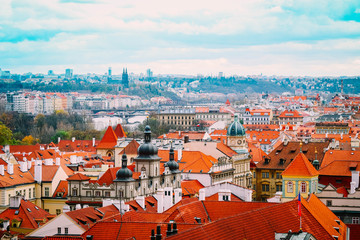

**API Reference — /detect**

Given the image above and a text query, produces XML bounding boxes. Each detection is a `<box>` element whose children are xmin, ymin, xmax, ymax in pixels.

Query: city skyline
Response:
<box><xmin>1</xmin><ymin>0</ymin><xmax>360</xmax><ymax>76</ymax></box>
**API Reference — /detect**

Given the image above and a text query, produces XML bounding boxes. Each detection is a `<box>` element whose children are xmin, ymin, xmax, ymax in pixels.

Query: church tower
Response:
<box><xmin>122</xmin><ymin>68</ymin><xmax>129</xmax><ymax>88</ymax></box>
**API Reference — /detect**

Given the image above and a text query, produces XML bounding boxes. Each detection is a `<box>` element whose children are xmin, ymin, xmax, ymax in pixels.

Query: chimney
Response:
<box><xmin>77</xmin><ymin>156</ymin><xmax>82</xmax><ymax>163</ymax></box>
<box><xmin>76</xmin><ymin>204</ymin><xmax>82</xmax><ymax>210</ymax></box>
<box><xmin>199</xmin><ymin>189</ymin><xmax>205</xmax><ymax>201</ymax></box>
<box><xmin>63</xmin><ymin>205</ymin><xmax>70</xmax><ymax>213</ymax></box>
<box><xmin>184</xmin><ymin>135</ymin><xmax>189</xmax><ymax>143</ymax></box>
<box><xmin>4</xmin><ymin>145</ymin><xmax>9</xmax><ymax>153</ymax></box>
<box><xmin>70</xmin><ymin>155</ymin><xmax>77</xmax><ymax>164</ymax></box>
<box><xmin>27</xmin><ymin>160</ymin><xmax>32</xmax><ymax>170</ymax></box>
<box><xmin>135</xmin><ymin>196</ymin><xmax>145</xmax><ymax>210</ymax></box>
<box><xmin>163</xmin><ymin>187</ymin><xmax>173</xmax><ymax>211</ymax></box>
<box><xmin>56</xmin><ymin>157</ymin><xmax>61</xmax><ymax>166</ymax></box>
<box><xmin>34</xmin><ymin>160</ymin><xmax>42</xmax><ymax>183</ymax></box>
<box><xmin>156</xmin><ymin>189</ymin><xmax>164</xmax><ymax>213</ymax></box>
<box><xmin>58</xmin><ymin>137</ymin><xmax>61</xmax><ymax>143</ymax></box>
<box><xmin>177</xmin><ymin>148</ymin><xmax>182</xmax><ymax>160</ymax></box>
<box><xmin>174</xmin><ymin>188</ymin><xmax>182</xmax><ymax>204</ymax></box>
<box><xmin>7</xmin><ymin>163</ymin><xmax>13</xmax><ymax>175</ymax></box>
<box><xmin>0</xmin><ymin>165</ymin><xmax>4</xmax><ymax>176</ymax></box>
<box><xmin>9</xmin><ymin>196</ymin><xmax>22</xmax><ymax>208</ymax></box>
<box><xmin>150</xmin><ymin>229</ymin><xmax>156</xmax><ymax>240</ymax></box>
<box><xmin>351</xmin><ymin>171</ymin><xmax>359</xmax><ymax>188</ymax></box>
<box><xmin>172</xmin><ymin>222</ymin><xmax>178</xmax><ymax>235</ymax></box>
<box><xmin>19</xmin><ymin>161</ymin><xmax>27</xmax><ymax>172</ymax></box>
<box><xmin>93</xmin><ymin>138</ymin><xmax>96</xmax><ymax>147</ymax></box>
<box><xmin>350</xmin><ymin>182</ymin><xmax>356</xmax><ymax>194</ymax></box>
<box><xmin>44</xmin><ymin>158</ymin><xmax>53</xmax><ymax>166</ymax></box>
<box><xmin>156</xmin><ymin>225</ymin><xmax>162</xmax><ymax>240</ymax></box>
<box><xmin>72</xmin><ymin>137</ymin><xmax>75</xmax><ymax>142</ymax></box>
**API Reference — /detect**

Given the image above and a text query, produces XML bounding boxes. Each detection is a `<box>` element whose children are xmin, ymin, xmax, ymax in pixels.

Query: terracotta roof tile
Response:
<box><xmin>52</xmin><ymin>180</ymin><xmax>68</xmax><ymax>198</ymax></box>
<box><xmin>0</xmin><ymin>165</ymin><xmax>34</xmax><ymax>188</ymax></box>
<box><xmin>216</xmin><ymin>142</ymin><xmax>237</xmax><ymax>157</ymax></box>
<box><xmin>96</xmin><ymin>126</ymin><xmax>118</xmax><ymax>149</ymax></box>
<box><xmin>119</xmin><ymin>140</ymin><xmax>139</xmax><ymax>155</ymax></box>
<box><xmin>179</xmin><ymin>151</ymin><xmax>217</xmax><ymax>173</ymax></box>
<box><xmin>28</xmin><ymin>165</ymin><xmax>59</xmax><ymax>182</ymax></box>
<box><xmin>279</xmin><ymin>109</ymin><xmax>303</xmax><ymax>118</ymax></box>
<box><xmin>57</xmin><ymin>140</ymin><xmax>99</xmax><ymax>152</ymax></box>
<box><xmin>181</xmin><ymin>180</ymin><xmax>204</xmax><ymax>196</ymax></box>
<box><xmin>114</xmin><ymin>124</ymin><xmax>127</xmax><ymax>138</ymax></box>
<box><xmin>321</xmin><ymin>150</ymin><xmax>360</xmax><ymax>168</ymax></box>
<box><xmin>282</xmin><ymin>153</ymin><xmax>319</xmax><ymax>177</ymax></box>
<box><xmin>67</xmin><ymin>173</ymin><xmax>90</xmax><ymax>181</ymax></box>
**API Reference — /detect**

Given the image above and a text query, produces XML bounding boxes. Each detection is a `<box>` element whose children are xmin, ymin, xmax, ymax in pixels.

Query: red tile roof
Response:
<box><xmin>181</xmin><ymin>180</ymin><xmax>204</xmax><ymax>196</ymax></box>
<box><xmin>119</xmin><ymin>139</ymin><xmax>139</xmax><ymax>155</ymax></box>
<box><xmin>321</xmin><ymin>150</ymin><xmax>360</xmax><ymax>168</ymax></box>
<box><xmin>319</xmin><ymin>160</ymin><xmax>360</xmax><ymax>177</ymax></box>
<box><xmin>28</xmin><ymin>165</ymin><xmax>59</xmax><ymax>182</ymax></box>
<box><xmin>216</xmin><ymin>142</ymin><xmax>237</xmax><ymax>157</ymax></box>
<box><xmin>114</xmin><ymin>124</ymin><xmax>127</xmax><ymax>138</ymax></box>
<box><xmin>279</xmin><ymin>109</ymin><xmax>303</xmax><ymax>118</ymax></box>
<box><xmin>96</xmin><ymin>167</ymin><xmax>120</xmax><ymax>186</ymax></box>
<box><xmin>179</xmin><ymin>151</ymin><xmax>217</xmax><ymax>173</ymax></box>
<box><xmin>57</xmin><ymin>140</ymin><xmax>99</xmax><ymax>152</ymax></box>
<box><xmin>0</xmin><ymin>165</ymin><xmax>34</xmax><ymax>188</ymax></box>
<box><xmin>67</xmin><ymin>173</ymin><xmax>90</xmax><ymax>181</ymax></box>
<box><xmin>96</xmin><ymin>126</ymin><xmax>118</xmax><ymax>149</ymax></box>
<box><xmin>282</xmin><ymin>153</ymin><xmax>319</xmax><ymax>177</ymax></box>
<box><xmin>167</xmin><ymin>195</ymin><xmax>344</xmax><ymax>240</ymax></box>
<box><xmin>52</xmin><ymin>180</ymin><xmax>68</xmax><ymax>198</ymax></box>
<box><xmin>0</xmin><ymin>199</ymin><xmax>53</xmax><ymax>232</ymax></box>
<box><xmin>158</xmin><ymin>132</ymin><xmax>205</xmax><ymax>140</ymax></box>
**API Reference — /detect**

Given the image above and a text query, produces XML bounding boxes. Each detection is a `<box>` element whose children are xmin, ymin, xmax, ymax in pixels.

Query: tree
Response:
<box><xmin>51</xmin><ymin>130</ymin><xmax>70</xmax><ymax>143</ymax></box>
<box><xmin>21</xmin><ymin>135</ymin><xmax>38</xmax><ymax>145</ymax></box>
<box><xmin>0</xmin><ymin>122</ymin><xmax>13</xmax><ymax>145</ymax></box>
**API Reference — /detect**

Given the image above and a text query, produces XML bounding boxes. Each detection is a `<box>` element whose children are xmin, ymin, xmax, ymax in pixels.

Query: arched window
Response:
<box><xmin>141</xmin><ymin>167</ymin><xmax>146</xmax><ymax>172</ymax></box>
<box><xmin>287</xmin><ymin>181</ymin><xmax>293</xmax><ymax>193</ymax></box>
<box><xmin>301</xmin><ymin>182</ymin><xmax>306</xmax><ymax>193</ymax></box>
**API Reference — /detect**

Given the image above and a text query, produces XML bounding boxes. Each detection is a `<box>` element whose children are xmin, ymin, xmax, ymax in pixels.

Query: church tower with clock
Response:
<box><xmin>227</xmin><ymin>115</ymin><xmax>252</xmax><ymax>189</ymax></box>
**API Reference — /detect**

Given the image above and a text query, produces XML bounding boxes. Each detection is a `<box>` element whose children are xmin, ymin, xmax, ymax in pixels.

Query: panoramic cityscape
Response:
<box><xmin>1</xmin><ymin>1</ymin><xmax>360</xmax><ymax>240</ymax></box>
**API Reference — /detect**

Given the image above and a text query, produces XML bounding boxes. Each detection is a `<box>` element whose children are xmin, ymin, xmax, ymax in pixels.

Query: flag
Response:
<box><xmin>298</xmin><ymin>192</ymin><xmax>301</xmax><ymax>217</ymax></box>
<box><xmin>196</xmin><ymin>124</ymin><xmax>200</xmax><ymax>127</ymax></box>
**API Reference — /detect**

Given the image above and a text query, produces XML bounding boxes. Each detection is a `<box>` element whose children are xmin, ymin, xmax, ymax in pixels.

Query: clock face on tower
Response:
<box><xmin>237</xmin><ymin>140</ymin><xmax>242</xmax><ymax>145</ymax></box>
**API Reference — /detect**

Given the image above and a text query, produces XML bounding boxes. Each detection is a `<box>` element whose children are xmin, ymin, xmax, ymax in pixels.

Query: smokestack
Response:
<box><xmin>135</xmin><ymin>196</ymin><xmax>145</xmax><ymax>209</ymax></box>
<box><xmin>7</xmin><ymin>163</ymin><xmax>13</xmax><ymax>175</ymax></box>
<box><xmin>163</xmin><ymin>187</ymin><xmax>173</xmax><ymax>211</ymax></box>
<box><xmin>34</xmin><ymin>160</ymin><xmax>42</xmax><ymax>183</ymax></box>
<box><xmin>92</xmin><ymin>138</ymin><xmax>96</xmax><ymax>147</ymax></box>
<box><xmin>19</xmin><ymin>161</ymin><xmax>27</xmax><ymax>172</ymax></box>
<box><xmin>72</xmin><ymin>137</ymin><xmax>75</xmax><ymax>142</ymax></box>
<box><xmin>199</xmin><ymin>189</ymin><xmax>205</xmax><ymax>201</ymax></box>
<box><xmin>56</xmin><ymin>157</ymin><xmax>61</xmax><ymax>166</ymax></box>
<box><xmin>174</xmin><ymin>188</ymin><xmax>182</xmax><ymax>204</ymax></box>
<box><xmin>156</xmin><ymin>226</ymin><xmax>162</xmax><ymax>240</ymax></box>
<box><xmin>156</xmin><ymin>189</ymin><xmax>164</xmax><ymax>213</ymax></box>
<box><xmin>0</xmin><ymin>165</ymin><xmax>4</xmax><ymax>176</ymax></box>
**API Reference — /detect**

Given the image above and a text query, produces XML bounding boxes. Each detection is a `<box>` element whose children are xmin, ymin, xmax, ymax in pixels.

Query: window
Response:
<box><xmin>72</xmin><ymin>188</ymin><xmax>78</xmax><ymax>196</ymax></box>
<box><xmin>95</xmin><ymin>191</ymin><xmax>101</xmax><ymax>197</ymax></box>
<box><xmin>44</xmin><ymin>187</ymin><xmax>49</xmax><ymax>197</ymax></box>
<box><xmin>56</xmin><ymin>209</ymin><xmax>61</xmax><ymax>215</ymax></box>
<box><xmin>353</xmin><ymin>217</ymin><xmax>360</xmax><ymax>224</ymax></box>
<box><xmin>57</xmin><ymin>227</ymin><xmax>61</xmax><ymax>234</ymax></box>
<box><xmin>262</xmin><ymin>172</ymin><xmax>269</xmax><ymax>179</ymax></box>
<box><xmin>223</xmin><ymin>195</ymin><xmax>229</xmax><ymax>201</ymax></box>
<box><xmin>276</xmin><ymin>172</ymin><xmax>282</xmax><ymax>179</ymax></box>
<box><xmin>29</xmin><ymin>189</ymin><xmax>31</xmax><ymax>199</ymax></box>
<box><xmin>105</xmin><ymin>191</ymin><xmax>110</xmax><ymax>197</ymax></box>
<box><xmin>33</xmin><ymin>188</ymin><xmax>35</xmax><ymax>198</ymax></box>
<box><xmin>276</xmin><ymin>185</ymin><xmax>282</xmax><ymax>192</ymax></box>
<box><xmin>287</xmin><ymin>181</ymin><xmax>293</xmax><ymax>193</ymax></box>
<box><xmin>326</xmin><ymin>200</ymin><xmax>332</xmax><ymax>206</ymax></box>
<box><xmin>45</xmin><ymin>209</ymin><xmax>49</xmax><ymax>212</ymax></box>
<box><xmin>86</xmin><ymin>191</ymin><xmax>91</xmax><ymax>197</ymax></box>
<box><xmin>301</xmin><ymin>182</ymin><xmax>307</xmax><ymax>193</ymax></box>
<box><xmin>262</xmin><ymin>184</ymin><xmax>269</xmax><ymax>192</ymax></box>
<box><xmin>65</xmin><ymin>227</ymin><xmax>68</xmax><ymax>234</ymax></box>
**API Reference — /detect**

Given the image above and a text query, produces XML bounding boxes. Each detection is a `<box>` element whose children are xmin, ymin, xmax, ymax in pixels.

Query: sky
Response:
<box><xmin>1</xmin><ymin>0</ymin><xmax>360</xmax><ymax>76</ymax></box>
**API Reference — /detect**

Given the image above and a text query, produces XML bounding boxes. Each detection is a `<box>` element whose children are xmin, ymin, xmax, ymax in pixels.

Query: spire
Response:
<box><xmin>144</xmin><ymin>125</ymin><xmax>151</xmax><ymax>143</ymax></box>
<box><xmin>169</xmin><ymin>141</ymin><xmax>174</xmax><ymax>161</ymax></box>
<box><xmin>299</xmin><ymin>141</ymin><xmax>303</xmax><ymax>153</ymax></box>
<box><xmin>121</xmin><ymin>152</ymin><xmax>128</xmax><ymax>168</ymax></box>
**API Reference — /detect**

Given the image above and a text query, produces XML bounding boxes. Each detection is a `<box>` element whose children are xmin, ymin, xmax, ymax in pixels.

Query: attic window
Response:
<box><xmin>34</xmin><ymin>206</ymin><xmax>39</xmax><ymax>210</ymax></box>
<box><xmin>77</xmin><ymin>144</ymin><xmax>80</xmax><ymax>147</ymax></box>
<box><xmin>66</xmin><ymin>144</ymin><xmax>69</xmax><ymax>147</ymax></box>
<box><xmin>27</xmin><ymin>208</ymin><xmax>31</xmax><ymax>212</ymax></box>
<box><xmin>19</xmin><ymin>175</ymin><xmax>23</xmax><ymax>178</ymax></box>
<box><xmin>15</xmin><ymin>210</ymin><xmax>19</xmax><ymax>215</ymax></box>
<box><xmin>9</xmin><ymin>176</ymin><xmax>13</xmax><ymax>179</ymax></box>
<box><xmin>48</xmin><ymin>151</ymin><xmax>53</xmax><ymax>156</ymax></box>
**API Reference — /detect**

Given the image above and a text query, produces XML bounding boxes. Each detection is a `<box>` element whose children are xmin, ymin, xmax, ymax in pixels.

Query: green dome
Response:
<box><xmin>227</xmin><ymin>115</ymin><xmax>246</xmax><ymax>136</ymax></box>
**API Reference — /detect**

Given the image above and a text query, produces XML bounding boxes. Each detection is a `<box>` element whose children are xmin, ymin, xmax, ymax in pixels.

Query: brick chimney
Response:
<box><xmin>7</xmin><ymin>163</ymin><xmax>14</xmax><ymax>175</ymax></box>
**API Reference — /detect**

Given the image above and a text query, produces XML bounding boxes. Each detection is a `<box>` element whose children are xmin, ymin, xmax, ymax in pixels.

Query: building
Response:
<box><xmin>315</xmin><ymin>122</ymin><xmax>350</xmax><ymax>134</ymax></box>
<box><xmin>281</xmin><ymin>151</ymin><xmax>319</xmax><ymax>202</ymax></box>
<box><xmin>156</xmin><ymin>109</ymin><xmax>196</xmax><ymax>129</ymax></box>
<box><xmin>226</xmin><ymin>116</ymin><xmax>252</xmax><ymax>188</ymax></box>
<box><xmin>65</xmin><ymin>69</ymin><xmax>73</xmax><ymax>79</ymax></box>
<box><xmin>278</xmin><ymin>109</ymin><xmax>303</xmax><ymax>125</ymax></box>
<box><xmin>66</xmin><ymin>126</ymin><xmax>182</xmax><ymax>209</ymax></box>
<box><xmin>243</xmin><ymin>108</ymin><xmax>272</xmax><ymax>125</ymax></box>
<box><xmin>255</xmin><ymin>140</ymin><xmax>330</xmax><ymax>201</ymax></box>
<box><xmin>122</xmin><ymin>68</ymin><xmax>129</xmax><ymax>88</ymax></box>
<box><xmin>0</xmin><ymin>196</ymin><xmax>54</xmax><ymax>236</ymax></box>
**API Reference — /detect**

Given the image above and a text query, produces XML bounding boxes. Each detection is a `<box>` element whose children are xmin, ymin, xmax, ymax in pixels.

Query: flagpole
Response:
<box><xmin>298</xmin><ymin>192</ymin><xmax>302</xmax><ymax>231</ymax></box>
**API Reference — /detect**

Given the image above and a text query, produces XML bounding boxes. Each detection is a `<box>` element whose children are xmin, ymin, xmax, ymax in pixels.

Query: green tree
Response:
<box><xmin>51</xmin><ymin>130</ymin><xmax>70</xmax><ymax>143</ymax></box>
<box><xmin>0</xmin><ymin>122</ymin><xmax>13</xmax><ymax>145</ymax></box>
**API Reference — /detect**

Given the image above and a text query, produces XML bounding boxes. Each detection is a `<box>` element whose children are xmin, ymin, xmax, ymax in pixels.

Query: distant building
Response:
<box><xmin>108</xmin><ymin>67</ymin><xmax>112</xmax><ymax>76</ymax></box>
<box><xmin>47</xmin><ymin>70</ymin><xmax>54</xmax><ymax>75</ymax></box>
<box><xmin>65</xmin><ymin>69</ymin><xmax>73</xmax><ymax>79</ymax></box>
<box><xmin>146</xmin><ymin>68</ymin><xmax>153</xmax><ymax>79</ymax></box>
<box><xmin>156</xmin><ymin>109</ymin><xmax>196</xmax><ymax>129</ymax></box>
<box><xmin>122</xmin><ymin>68</ymin><xmax>129</xmax><ymax>87</ymax></box>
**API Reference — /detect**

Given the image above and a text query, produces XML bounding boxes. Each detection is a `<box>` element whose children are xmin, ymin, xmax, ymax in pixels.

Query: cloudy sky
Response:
<box><xmin>1</xmin><ymin>0</ymin><xmax>360</xmax><ymax>76</ymax></box>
